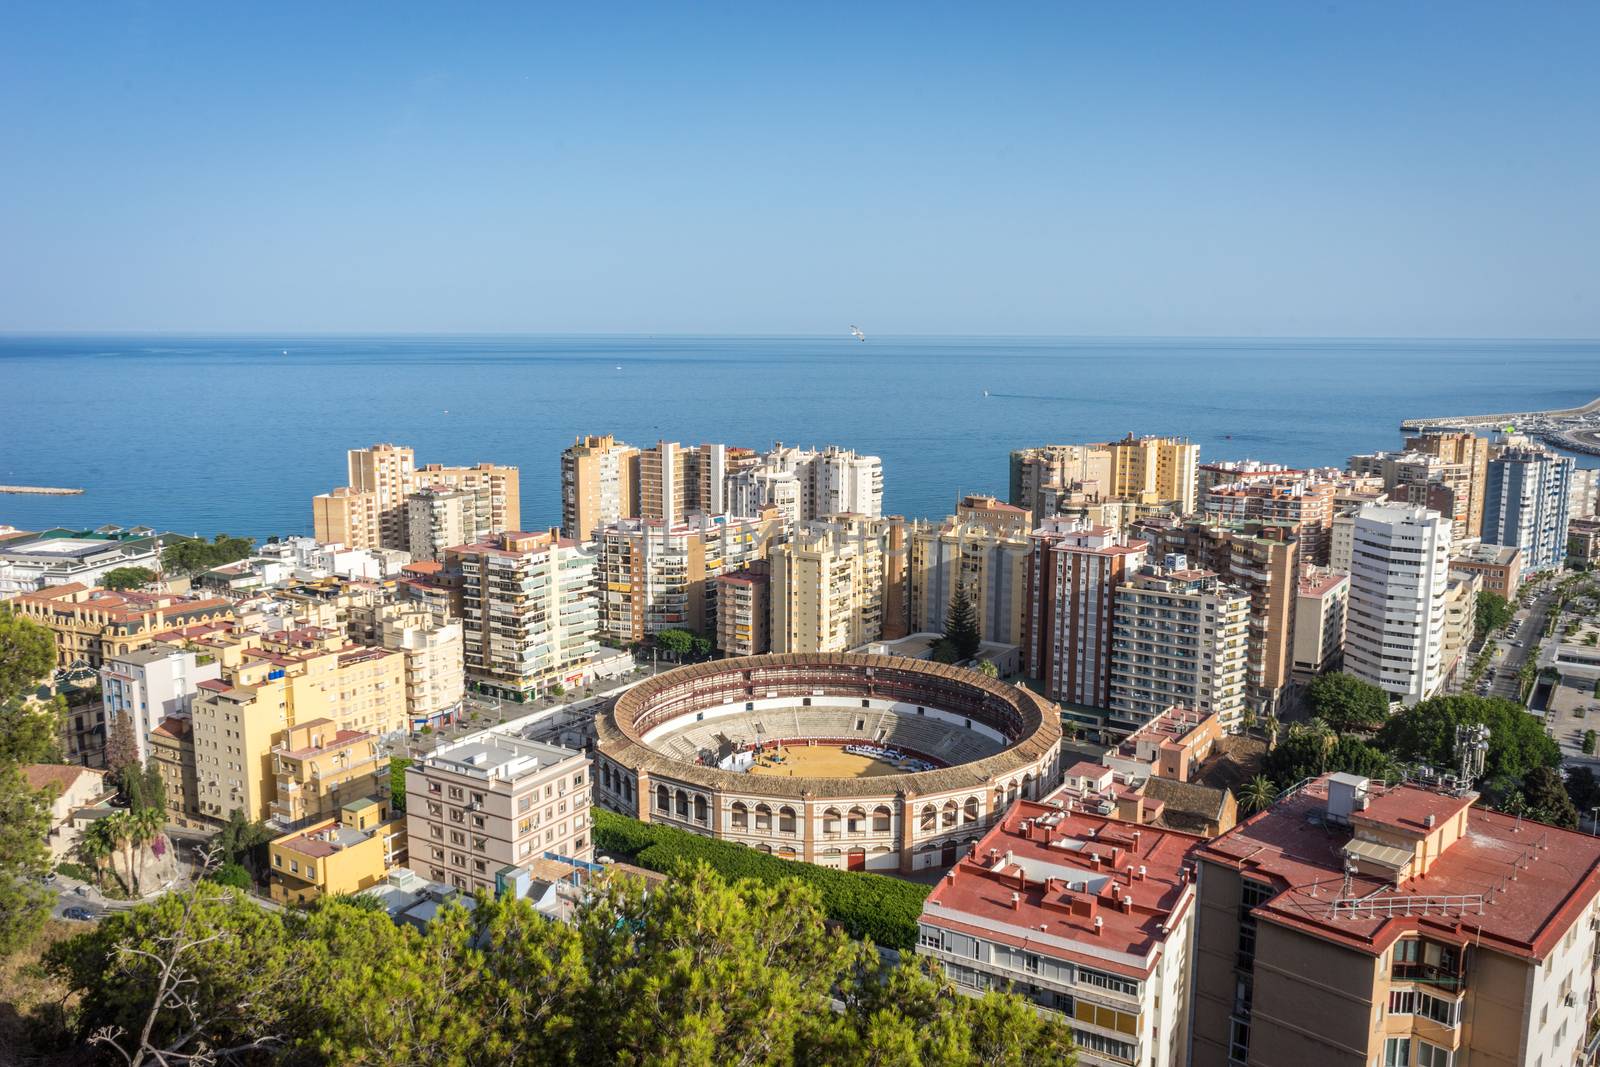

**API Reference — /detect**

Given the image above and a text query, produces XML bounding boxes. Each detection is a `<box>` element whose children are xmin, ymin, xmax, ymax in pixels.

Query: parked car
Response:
<box><xmin>62</xmin><ymin>906</ymin><xmax>95</xmax><ymax>921</ymax></box>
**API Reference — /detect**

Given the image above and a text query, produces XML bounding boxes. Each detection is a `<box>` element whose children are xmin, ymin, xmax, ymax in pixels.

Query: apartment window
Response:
<box><xmin>1227</xmin><ymin>1018</ymin><xmax>1250</xmax><ymax>1064</ymax></box>
<box><xmin>1416</xmin><ymin>1042</ymin><xmax>1451</xmax><ymax>1067</ymax></box>
<box><xmin>519</xmin><ymin>795</ymin><xmax>533</xmax><ymax>813</ymax></box>
<box><xmin>273</xmin><ymin>854</ymin><xmax>282</xmax><ymax>868</ymax></box>
<box><xmin>1417</xmin><ymin>992</ymin><xmax>1459</xmax><ymax>1027</ymax></box>
<box><xmin>1073</xmin><ymin>1001</ymin><xmax>1136</xmax><ymax>1035</ymax></box>
<box><xmin>429</xmin><ymin>825</ymin><xmax>442</xmax><ymax>840</ymax></box>
<box><xmin>1383</xmin><ymin>1037</ymin><xmax>1410</xmax><ymax>1067</ymax></box>
<box><xmin>448</xmin><ymin>786</ymin><xmax>463</xmax><ymax>800</ymax></box>
<box><xmin>1388</xmin><ymin>989</ymin><xmax>1415</xmax><ymax>1015</ymax></box>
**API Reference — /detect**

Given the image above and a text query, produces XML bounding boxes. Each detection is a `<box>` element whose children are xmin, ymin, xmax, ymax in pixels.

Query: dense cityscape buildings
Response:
<box><xmin>5</xmin><ymin>415</ymin><xmax>1599</xmax><ymax>1067</ymax></box>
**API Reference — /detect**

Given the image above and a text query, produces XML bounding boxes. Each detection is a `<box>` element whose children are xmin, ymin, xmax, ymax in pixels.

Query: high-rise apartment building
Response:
<box><xmin>1482</xmin><ymin>444</ymin><xmax>1574</xmax><ymax>574</ymax></box>
<box><xmin>99</xmin><ymin>644</ymin><xmax>222</xmax><ymax>763</ymax></box>
<box><xmin>726</xmin><ymin>443</ymin><xmax>885</xmax><ymax>522</ymax></box>
<box><xmin>954</xmin><ymin>494</ymin><xmax>1032</xmax><ymax>538</ymax></box>
<box><xmin>1192</xmin><ymin>773</ymin><xmax>1600</xmax><ymax>1067</ymax></box>
<box><xmin>1024</xmin><ymin>520</ymin><xmax>1149</xmax><ymax>710</ymax></box>
<box><xmin>637</xmin><ymin>441</ymin><xmax>734</xmax><ymax>526</ymax></box>
<box><xmin>406</xmin><ymin>485</ymin><xmax>484</xmax><ymax>563</ymax></box>
<box><xmin>1344</xmin><ymin>503</ymin><xmax>1451</xmax><ymax>705</ymax></box>
<box><xmin>190</xmin><ymin>628</ymin><xmax>407</xmax><ymax>823</ymax></box>
<box><xmin>374</xmin><ymin>602</ymin><xmax>464</xmax><ymax>728</ymax></box>
<box><xmin>560</xmin><ymin>434</ymin><xmax>640</xmax><ymax>540</ymax></box>
<box><xmin>313</xmin><ymin>444</ymin><xmax>520</xmax><ymax>550</ymax></box>
<box><xmin>715</xmin><ymin>562</ymin><xmax>770</xmax><ymax>656</ymax></box>
<box><xmin>597</xmin><ymin>512</ymin><xmax>781</xmax><ymax>644</ymax></box>
<box><xmin>908</xmin><ymin>517</ymin><xmax>1031</xmax><ymax>647</ymax></box>
<box><xmin>268</xmin><ymin>719</ymin><xmax>389</xmax><ymax>829</ymax></box>
<box><xmin>446</xmin><ymin>530</ymin><xmax>599</xmax><ymax>701</ymax></box>
<box><xmin>405</xmin><ymin>734</ymin><xmax>592</xmax><ymax>895</ymax></box>
<box><xmin>1349</xmin><ymin>450</ymin><xmax>1474</xmax><ymax>541</ymax></box>
<box><xmin>917</xmin><ymin>800</ymin><xmax>1200</xmax><ymax>1067</ymax></box>
<box><xmin>1291</xmin><ymin>569</ymin><xmax>1348</xmax><ymax>682</ymax></box>
<box><xmin>1134</xmin><ymin>518</ymin><xmax>1299</xmax><ymax>714</ymax></box>
<box><xmin>770</xmin><ymin>517</ymin><xmax>896</xmax><ymax>653</ymax></box>
<box><xmin>1404</xmin><ymin>429</ymin><xmax>1490</xmax><ymax>537</ymax></box>
<box><xmin>1202</xmin><ymin>475</ymin><xmax>1336</xmax><ymax>565</ymax></box>
<box><xmin>1108</xmin><ymin>557</ymin><xmax>1249</xmax><ymax>732</ymax></box>
<box><xmin>1011</xmin><ymin>435</ymin><xmax>1197</xmax><ymax>520</ymax></box>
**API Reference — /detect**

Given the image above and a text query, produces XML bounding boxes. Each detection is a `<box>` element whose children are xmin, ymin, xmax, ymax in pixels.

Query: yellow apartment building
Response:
<box><xmin>268</xmin><ymin>798</ymin><xmax>405</xmax><ymax>905</ymax></box>
<box><xmin>269</xmin><ymin>719</ymin><xmax>387</xmax><ymax>828</ymax></box>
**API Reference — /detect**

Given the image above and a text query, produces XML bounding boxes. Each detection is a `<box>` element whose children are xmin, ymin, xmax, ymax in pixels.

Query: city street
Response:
<box><xmin>1485</xmin><ymin>584</ymin><xmax>1561</xmax><ymax>702</ymax></box>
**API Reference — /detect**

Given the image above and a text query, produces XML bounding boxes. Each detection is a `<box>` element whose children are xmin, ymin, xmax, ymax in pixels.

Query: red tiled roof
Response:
<box><xmin>150</xmin><ymin>717</ymin><xmax>193</xmax><ymax>740</ymax></box>
<box><xmin>1198</xmin><ymin>776</ymin><xmax>1600</xmax><ymax>962</ymax></box>
<box><xmin>22</xmin><ymin>763</ymin><xmax>104</xmax><ymax>794</ymax></box>
<box><xmin>922</xmin><ymin>799</ymin><xmax>1202</xmax><ymax>977</ymax></box>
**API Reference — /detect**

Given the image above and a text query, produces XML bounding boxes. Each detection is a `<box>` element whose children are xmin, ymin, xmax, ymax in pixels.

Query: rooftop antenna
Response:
<box><xmin>1454</xmin><ymin>723</ymin><xmax>1489</xmax><ymax>789</ymax></box>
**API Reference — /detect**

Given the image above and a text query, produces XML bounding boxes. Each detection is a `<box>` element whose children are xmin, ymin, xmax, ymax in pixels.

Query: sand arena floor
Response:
<box><xmin>742</xmin><ymin>742</ymin><xmax>904</xmax><ymax>779</ymax></box>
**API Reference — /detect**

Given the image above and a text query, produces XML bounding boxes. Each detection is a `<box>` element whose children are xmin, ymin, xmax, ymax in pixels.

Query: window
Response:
<box><xmin>1417</xmin><ymin>992</ymin><xmax>1459</xmax><ymax>1027</ymax></box>
<box><xmin>1389</xmin><ymin>989</ymin><xmax>1415</xmax><ymax>1015</ymax></box>
<box><xmin>1228</xmin><ymin>1018</ymin><xmax>1250</xmax><ymax>1063</ymax></box>
<box><xmin>1417</xmin><ymin>1042</ymin><xmax>1451</xmax><ymax>1067</ymax></box>
<box><xmin>1384</xmin><ymin>1037</ymin><xmax>1410</xmax><ymax>1067</ymax></box>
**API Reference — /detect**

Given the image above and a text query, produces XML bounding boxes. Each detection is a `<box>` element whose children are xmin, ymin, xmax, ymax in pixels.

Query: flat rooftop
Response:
<box><xmin>921</xmin><ymin>798</ymin><xmax>1201</xmax><ymax>979</ymax></box>
<box><xmin>1199</xmin><ymin>776</ymin><xmax>1600</xmax><ymax>961</ymax></box>
<box><xmin>424</xmin><ymin>733</ymin><xmax>583</xmax><ymax>780</ymax></box>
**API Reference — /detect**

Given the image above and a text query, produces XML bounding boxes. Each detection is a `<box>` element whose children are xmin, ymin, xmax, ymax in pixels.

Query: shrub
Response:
<box><xmin>591</xmin><ymin>808</ymin><xmax>930</xmax><ymax>949</ymax></box>
<box><xmin>1584</xmin><ymin>730</ymin><xmax>1597</xmax><ymax>757</ymax></box>
<box><xmin>206</xmin><ymin>862</ymin><xmax>252</xmax><ymax>890</ymax></box>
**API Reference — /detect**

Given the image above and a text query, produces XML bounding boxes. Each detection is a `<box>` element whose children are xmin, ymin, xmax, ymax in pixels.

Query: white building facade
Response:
<box><xmin>1344</xmin><ymin>503</ymin><xmax>1451</xmax><ymax>705</ymax></box>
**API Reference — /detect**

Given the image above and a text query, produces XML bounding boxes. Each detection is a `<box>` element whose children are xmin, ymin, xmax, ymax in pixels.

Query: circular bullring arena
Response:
<box><xmin>594</xmin><ymin>653</ymin><xmax>1062</xmax><ymax>874</ymax></box>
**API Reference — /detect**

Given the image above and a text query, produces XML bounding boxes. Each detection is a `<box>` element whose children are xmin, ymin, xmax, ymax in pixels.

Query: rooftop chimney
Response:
<box><xmin>1009</xmin><ymin>891</ymin><xmax>1021</xmax><ymax>910</ymax></box>
<box><xmin>1092</xmin><ymin>915</ymin><xmax>1104</xmax><ymax>935</ymax></box>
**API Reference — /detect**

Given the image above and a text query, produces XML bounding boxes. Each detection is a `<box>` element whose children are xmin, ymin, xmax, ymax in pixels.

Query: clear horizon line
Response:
<box><xmin>3</xmin><ymin>329</ymin><xmax>1600</xmax><ymax>343</ymax></box>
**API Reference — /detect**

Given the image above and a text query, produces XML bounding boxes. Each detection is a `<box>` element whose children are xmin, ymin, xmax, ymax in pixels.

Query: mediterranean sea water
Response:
<box><xmin>1</xmin><ymin>335</ymin><xmax>1596</xmax><ymax>539</ymax></box>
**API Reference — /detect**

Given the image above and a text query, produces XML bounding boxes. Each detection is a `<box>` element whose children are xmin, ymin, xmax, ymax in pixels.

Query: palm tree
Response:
<box><xmin>77</xmin><ymin>823</ymin><xmax>112</xmax><ymax>888</ymax></box>
<box><xmin>1238</xmin><ymin>775</ymin><xmax>1277</xmax><ymax>816</ymax></box>
<box><xmin>98</xmin><ymin>811</ymin><xmax>136</xmax><ymax>895</ymax></box>
<box><xmin>129</xmin><ymin>807</ymin><xmax>164</xmax><ymax>893</ymax></box>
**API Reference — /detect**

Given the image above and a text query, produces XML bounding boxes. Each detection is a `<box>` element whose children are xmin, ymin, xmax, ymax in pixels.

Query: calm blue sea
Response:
<box><xmin>1</xmin><ymin>335</ymin><xmax>1596</xmax><ymax>539</ymax></box>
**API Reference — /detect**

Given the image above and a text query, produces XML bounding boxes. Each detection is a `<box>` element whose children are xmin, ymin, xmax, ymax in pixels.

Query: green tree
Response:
<box><xmin>1475</xmin><ymin>590</ymin><xmax>1515</xmax><ymax>639</ymax></box>
<box><xmin>0</xmin><ymin>760</ymin><xmax>52</xmax><ymax>954</ymax></box>
<box><xmin>205</xmin><ymin>862</ymin><xmax>252</xmax><ymax>890</ymax></box>
<box><xmin>1238</xmin><ymin>775</ymin><xmax>1277</xmax><ymax>815</ymax></box>
<box><xmin>975</xmin><ymin>659</ymin><xmax>999</xmax><ymax>679</ymax></box>
<box><xmin>1303</xmin><ymin>672</ymin><xmax>1390</xmax><ymax>734</ymax></box>
<box><xmin>105</xmin><ymin>707</ymin><xmax>141</xmax><ymax>776</ymax></box>
<box><xmin>1264</xmin><ymin>722</ymin><xmax>1396</xmax><ymax>788</ymax></box>
<box><xmin>929</xmin><ymin>638</ymin><xmax>962</xmax><ymax>664</ymax></box>
<box><xmin>47</xmin><ymin>881</ymin><xmax>298</xmax><ymax>1064</ymax></box>
<box><xmin>0</xmin><ymin>608</ymin><xmax>55</xmax><ymax>703</ymax></box>
<box><xmin>0</xmin><ymin>692</ymin><xmax>64</xmax><ymax>764</ymax></box>
<box><xmin>1566</xmin><ymin>766</ymin><xmax>1600</xmax><ymax>813</ymax></box>
<box><xmin>653</xmin><ymin>628</ymin><xmax>696</xmax><ymax>656</ymax></box>
<box><xmin>159</xmin><ymin>533</ymin><xmax>255</xmax><ymax>576</ymax></box>
<box><xmin>100</xmin><ymin>566</ymin><xmax>157</xmax><ymax>591</ymax></box>
<box><xmin>1376</xmin><ymin>695</ymin><xmax>1561</xmax><ymax>788</ymax></box>
<box><xmin>1585</xmin><ymin>730</ymin><xmax>1597</xmax><ymax>757</ymax></box>
<box><xmin>944</xmin><ymin>580</ymin><xmax>982</xmax><ymax>661</ymax></box>
<box><xmin>1521</xmin><ymin>767</ymin><xmax>1579</xmax><ymax>829</ymax></box>
<box><xmin>217</xmin><ymin>809</ymin><xmax>274</xmax><ymax>876</ymax></box>
<box><xmin>390</xmin><ymin>756</ymin><xmax>413</xmax><ymax>813</ymax></box>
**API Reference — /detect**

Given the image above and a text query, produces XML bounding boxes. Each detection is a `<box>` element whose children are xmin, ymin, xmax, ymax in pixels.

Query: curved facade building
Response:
<box><xmin>594</xmin><ymin>653</ymin><xmax>1062</xmax><ymax>873</ymax></box>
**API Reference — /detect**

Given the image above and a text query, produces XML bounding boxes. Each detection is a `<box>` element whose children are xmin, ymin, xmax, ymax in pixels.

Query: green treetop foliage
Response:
<box><xmin>1474</xmin><ymin>591</ymin><xmax>1515</xmax><ymax>639</ymax></box>
<box><xmin>652</xmin><ymin>628</ymin><xmax>711</xmax><ymax>658</ymax></box>
<box><xmin>0</xmin><ymin>608</ymin><xmax>55</xmax><ymax>705</ymax></box>
<box><xmin>160</xmin><ymin>533</ymin><xmax>255</xmax><ymax>576</ymax></box>
<box><xmin>217</xmin><ymin>809</ymin><xmax>275</xmax><ymax>872</ymax></box>
<box><xmin>944</xmin><ymin>580</ymin><xmax>982</xmax><ymax>661</ymax></box>
<box><xmin>101</xmin><ymin>566</ymin><xmax>157</xmax><ymax>591</ymax></box>
<box><xmin>0</xmin><ymin>760</ymin><xmax>53</xmax><ymax>956</ymax></box>
<box><xmin>1263</xmin><ymin>721</ymin><xmax>1397</xmax><ymax>789</ymax></box>
<box><xmin>1375</xmin><ymin>695</ymin><xmax>1561</xmax><ymax>787</ymax></box>
<box><xmin>1304</xmin><ymin>672</ymin><xmax>1391</xmax><ymax>734</ymax></box>
<box><xmin>1520</xmin><ymin>767</ymin><xmax>1579</xmax><ymax>830</ymax></box>
<box><xmin>44</xmin><ymin>864</ymin><xmax>1076</xmax><ymax>1066</ymax></box>
<box><xmin>390</xmin><ymin>756</ymin><xmax>413</xmax><ymax>813</ymax></box>
<box><xmin>0</xmin><ymin>692</ymin><xmax>64</xmax><ymax>765</ymax></box>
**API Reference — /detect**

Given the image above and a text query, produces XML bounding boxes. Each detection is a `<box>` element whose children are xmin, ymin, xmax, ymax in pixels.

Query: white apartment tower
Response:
<box><xmin>1344</xmin><ymin>503</ymin><xmax>1452</xmax><ymax>705</ymax></box>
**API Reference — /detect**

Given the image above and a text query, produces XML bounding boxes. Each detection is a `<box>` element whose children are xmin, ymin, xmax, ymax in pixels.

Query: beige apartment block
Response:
<box><xmin>414</xmin><ymin>461</ymin><xmax>521</xmax><ymax>536</ymax></box>
<box><xmin>269</xmin><ymin>719</ymin><xmax>388</xmax><ymax>828</ymax></box>
<box><xmin>148</xmin><ymin>716</ymin><xmax>201</xmax><ymax>825</ymax></box>
<box><xmin>715</xmin><ymin>562</ymin><xmax>770</xmax><ymax>655</ymax></box>
<box><xmin>908</xmin><ymin>517</ymin><xmax>1030</xmax><ymax>647</ymax></box>
<box><xmin>189</xmin><ymin>627</ymin><xmax>407</xmax><ymax>824</ymax></box>
<box><xmin>1291</xmin><ymin>568</ymin><xmax>1349</xmax><ymax>681</ymax></box>
<box><xmin>1202</xmin><ymin>474</ymin><xmax>1337</xmax><ymax>565</ymax></box>
<box><xmin>1109</xmin><ymin>558</ymin><xmax>1249</xmax><ymax>733</ymax></box>
<box><xmin>1010</xmin><ymin>435</ymin><xmax>1197</xmax><ymax>521</ymax></box>
<box><xmin>1405</xmin><ymin>429</ymin><xmax>1490</xmax><ymax>538</ymax></box>
<box><xmin>375</xmin><ymin>602</ymin><xmax>464</xmax><ymax>727</ymax></box>
<box><xmin>1439</xmin><ymin>570</ymin><xmax>1481</xmax><ymax>689</ymax></box>
<box><xmin>597</xmin><ymin>511</ymin><xmax>782</xmax><ymax>644</ymax></box>
<box><xmin>1193</xmin><ymin>774</ymin><xmax>1600</xmax><ymax>1067</ymax></box>
<box><xmin>770</xmin><ymin>518</ymin><xmax>893</xmax><ymax>653</ymax></box>
<box><xmin>447</xmin><ymin>530</ymin><xmax>599</xmax><ymax>700</ymax></box>
<box><xmin>406</xmin><ymin>485</ymin><xmax>484</xmax><ymax>562</ymax></box>
<box><xmin>636</xmin><ymin>440</ymin><xmax>740</xmax><ymax>526</ymax></box>
<box><xmin>312</xmin><ymin>444</ymin><xmax>519</xmax><ymax>551</ymax></box>
<box><xmin>7</xmin><ymin>583</ymin><xmax>233</xmax><ymax>672</ymax></box>
<box><xmin>405</xmin><ymin>734</ymin><xmax>592</xmax><ymax>895</ymax></box>
<box><xmin>312</xmin><ymin>486</ymin><xmax>383</xmax><ymax>548</ymax></box>
<box><xmin>561</xmin><ymin>433</ymin><xmax>640</xmax><ymax>540</ymax></box>
<box><xmin>1135</xmin><ymin>517</ymin><xmax>1300</xmax><ymax>715</ymax></box>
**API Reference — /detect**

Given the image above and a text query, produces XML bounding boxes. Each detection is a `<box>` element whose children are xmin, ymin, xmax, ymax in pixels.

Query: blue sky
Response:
<box><xmin>1</xmin><ymin>3</ymin><xmax>1596</xmax><ymax>336</ymax></box>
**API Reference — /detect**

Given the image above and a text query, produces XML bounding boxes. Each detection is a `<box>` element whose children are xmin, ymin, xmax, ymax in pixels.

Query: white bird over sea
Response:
<box><xmin>849</xmin><ymin>325</ymin><xmax>865</xmax><ymax>342</ymax></box>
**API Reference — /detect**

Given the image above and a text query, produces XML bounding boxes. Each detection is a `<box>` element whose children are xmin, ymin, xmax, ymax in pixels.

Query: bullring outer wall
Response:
<box><xmin>593</xmin><ymin>652</ymin><xmax>1063</xmax><ymax>874</ymax></box>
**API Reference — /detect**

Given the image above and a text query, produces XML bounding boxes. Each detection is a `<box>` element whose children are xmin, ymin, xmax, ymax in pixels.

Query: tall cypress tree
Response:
<box><xmin>945</xmin><ymin>580</ymin><xmax>982</xmax><ymax>661</ymax></box>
